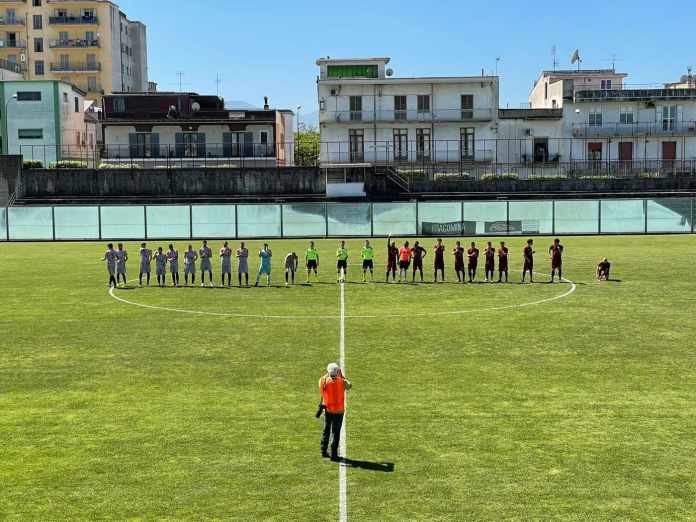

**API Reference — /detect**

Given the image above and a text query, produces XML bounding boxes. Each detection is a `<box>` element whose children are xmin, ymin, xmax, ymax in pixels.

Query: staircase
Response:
<box><xmin>381</xmin><ymin>166</ymin><xmax>411</xmax><ymax>193</ymax></box>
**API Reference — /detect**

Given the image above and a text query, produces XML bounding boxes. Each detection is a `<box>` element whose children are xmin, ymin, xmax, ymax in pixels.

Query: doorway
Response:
<box><xmin>662</xmin><ymin>141</ymin><xmax>677</xmax><ymax>171</ymax></box>
<box><xmin>533</xmin><ymin>138</ymin><xmax>549</xmax><ymax>163</ymax></box>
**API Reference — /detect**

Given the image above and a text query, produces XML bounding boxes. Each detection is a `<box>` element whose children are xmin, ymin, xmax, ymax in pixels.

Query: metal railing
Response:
<box><xmin>572</xmin><ymin>121</ymin><xmax>696</xmax><ymax>137</ymax></box>
<box><xmin>0</xmin><ymin>39</ymin><xmax>26</xmax><ymax>48</ymax></box>
<box><xmin>49</xmin><ymin>38</ymin><xmax>100</xmax><ymax>48</ymax></box>
<box><xmin>50</xmin><ymin>61</ymin><xmax>101</xmax><ymax>72</ymax></box>
<box><xmin>0</xmin><ymin>57</ymin><xmax>24</xmax><ymax>73</ymax></box>
<box><xmin>49</xmin><ymin>15</ymin><xmax>99</xmax><ymax>25</ymax></box>
<box><xmin>322</xmin><ymin>108</ymin><xmax>494</xmax><ymax>123</ymax></box>
<box><xmin>0</xmin><ymin>17</ymin><xmax>24</xmax><ymax>25</ymax></box>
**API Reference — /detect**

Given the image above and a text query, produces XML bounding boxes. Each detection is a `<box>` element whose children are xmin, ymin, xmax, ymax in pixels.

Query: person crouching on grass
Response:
<box><xmin>284</xmin><ymin>251</ymin><xmax>299</xmax><ymax>287</ymax></box>
<box><xmin>597</xmin><ymin>257</ymin><xmax>611</xmax><ymax>281</ymax></box>
<box><xmin>319</xmin><ymin>363</ymin><xmax>352</xmax><ymax>461</ymax></box>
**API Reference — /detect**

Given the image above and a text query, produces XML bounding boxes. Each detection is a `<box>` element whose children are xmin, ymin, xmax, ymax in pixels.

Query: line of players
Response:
<box><xmin>101</xmin><ymin>236</ymin><xmax>614</xmax><ymax>288</ymax></box>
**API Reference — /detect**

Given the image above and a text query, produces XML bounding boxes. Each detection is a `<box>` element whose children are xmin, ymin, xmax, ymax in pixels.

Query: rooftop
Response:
<box><xmin>542</xmin><ymin>69</ymin><xmax>627</xmax><ymax>77</ymax></box>
<box><xmin>498</xmin><ymin>108</ymin><xmax>563</xmax><ymax>120</ymax></box>
<box><xmin>574</xmin><ymin>88</ymin><xmax>696</xmax><ymax>102</ymax></box>
<box><xmin>316</xmin><ymin>57</ymin><xmax>390</xmax><ymax>66</ymax></box>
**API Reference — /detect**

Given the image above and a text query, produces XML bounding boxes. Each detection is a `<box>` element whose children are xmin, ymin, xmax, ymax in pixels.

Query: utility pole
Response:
<box><xmin>176</xmin><ymin>71</ymin><xmax>184</xmax><ymax>92</ymax></box>
<box><xmin>215</xmin><ymin>73</ymin><xmax>222</xmax><ymax>97</ymax></box>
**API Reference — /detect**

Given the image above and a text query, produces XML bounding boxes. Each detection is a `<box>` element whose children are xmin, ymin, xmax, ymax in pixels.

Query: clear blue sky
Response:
<box><xmin>119</xmin><ymin>0</ymin><xmax>695</xmax><ymax>120</ymax></box>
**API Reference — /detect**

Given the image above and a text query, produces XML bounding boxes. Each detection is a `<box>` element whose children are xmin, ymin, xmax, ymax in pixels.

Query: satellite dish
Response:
<box><xmin>191</xmin><ymin>101</ymin><xmax>201</xmax><ymax>112</ymax></box>
<box><xmin>386</xmin><ymin>68</ymin><xmax>394</xmax><ymax>77</ymax></box>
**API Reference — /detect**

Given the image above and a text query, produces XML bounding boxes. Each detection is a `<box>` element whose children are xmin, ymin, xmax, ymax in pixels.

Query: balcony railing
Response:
<box><xmin>49</xmin><ymin>15</ymin><xmax>99</xmax><ymax>25</ymax></box>
<box><xmin>0</xmin><ymin>17</ymin><xmax>24</xmax><ymax>25</ymax></box>
<box><xmin>102</xmin><ymin>143</ymin><xmax>278</xmax><ymax>160</ymax></box>
<box><xmin>49</xmin><ymin>38</ymin><xmax>100</xmax><ymax>48</ymax></box>
<box><xmin>0</xmin><ymin>39</ymin><xmax>26</xmax><ymax>48</ymax></box>
<box><xmin>572</xmin><ymin>121</ymin><xmax>696</xmax><ymax>137</ymax></box>
<box><xmin>0</xmin><ymin>57</ymin><xmax>23</xmax><ymax>73</ymax></box>
<box><xmin>321</xmin><ymin>108</ymin><xmax>494</xmax><ymax>124</ymax></box>
<box><xmin>50</xmin><ymin>61</ymin><xmax>101</xmax><ymax>72</ymax></box>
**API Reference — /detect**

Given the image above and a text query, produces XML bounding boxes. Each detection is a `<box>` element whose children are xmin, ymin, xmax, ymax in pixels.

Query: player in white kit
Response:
<box><xmin>236</xmin><ymin>242</ymin><xmax>250</xmax><ymax>287</ymax></box>
<box><xmin>220</xmin><ymin>241</ymin><xmax>233</xmax><ymax>287</ymax></box>
<box><xmin>102</xmin><ymin>243</ymin><xmax>118</xmax><ymax>288</ymax></box>
<box><xmin>199</xmin><ymin>240</ymin><xmax>214</xmax><ymax>287</ymax></box>
<box><xmin>139</xmin><ymin>242</ymin><xmax>152</xmax><ymax>287</ymax></box>
<box><xmin>184</xmin><ymin>244</ymin><xmax>198</xmax><ymax>286</ymax></box>
<box><xmin>115</xmin><ymin>243</ymin><xmax>128</xmax><ymax>287</ymax></box>
<box><xmin>154</xmin><ymin>246</ymin><xmax>168</xmax><ymax>287</ymax></box>
<box><xmin>167</xmin><ymin>244</ymin><xmax>180</xmax><ymax>287</ymax></box>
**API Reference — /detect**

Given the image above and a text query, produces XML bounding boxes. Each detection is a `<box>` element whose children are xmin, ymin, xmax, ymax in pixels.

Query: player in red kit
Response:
<box><xmin>497</xmin><ymin>241</ymin><xmax>509</xmax><ymax>283</ymax></box>
<box><xmin>549</xmin><ymin>238</ymin><xmax>564</xmax><ymax>283</ymax></box>
<box><xmin>386</xmin><ymin>234</ymin><xmax>399</xmax><ymax>283</ymax></box>
<box><xmin>484</xmin><ymin>241</ymin><xmax>495</xmax><ymax>282</ymax></box>
<box><xmin>522</xmin><ymin>239</ymin><xmax>535</xmax><ymax>283</ymax></box>
<box><xmin>452</xmin><ymin>241</ymin><xmax>465</xmax><ymax>283</ymax></box>
<box><xmin>411</xmin><ymin>241</ymin><xmax>427</xmax><ymax>283</ymax></box>
<box><xmin>467</xmin><ymin>241</ymin><xmax>479</xmax><ymax>283</ymax></box>
<box><xmin>433</xmin><ymin>238</ymin><xmax>446</xmax><ymax>283</ymax></box>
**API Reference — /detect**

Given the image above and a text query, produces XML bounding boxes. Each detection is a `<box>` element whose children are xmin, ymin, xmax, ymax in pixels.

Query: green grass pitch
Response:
<box><xmin>1</xmin><ymin>235</ymin><xmax>696</xmax><ymax>520</ymax></box>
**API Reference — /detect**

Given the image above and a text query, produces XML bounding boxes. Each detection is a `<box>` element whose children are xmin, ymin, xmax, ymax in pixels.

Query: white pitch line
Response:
<box><xmin>338</xmin><ymin>273</ymin><xmax>348</xmax><ymax>522</ymax></box>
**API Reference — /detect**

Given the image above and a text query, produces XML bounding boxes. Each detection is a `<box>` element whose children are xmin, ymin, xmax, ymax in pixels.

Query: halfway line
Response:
<box><xmin>338</xmin><ymin>276</ymin><xmax>348</xmax><ymax>522</ymax></box>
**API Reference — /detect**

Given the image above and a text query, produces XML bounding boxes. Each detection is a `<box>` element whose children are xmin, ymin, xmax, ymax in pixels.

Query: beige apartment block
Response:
<box><xmin>0</xmin><ymin>0</ymin><xmax>147</xmax><ymax>101</ymax></box>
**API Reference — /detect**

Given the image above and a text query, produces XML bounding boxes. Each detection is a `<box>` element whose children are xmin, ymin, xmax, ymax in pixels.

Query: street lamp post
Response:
<box><xmin>3</xmin><ymin>93</ymin><xmax>18</xmax><ymax>155</ymax></box>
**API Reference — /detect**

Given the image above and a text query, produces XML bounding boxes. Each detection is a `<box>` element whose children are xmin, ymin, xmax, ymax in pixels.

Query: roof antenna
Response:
<box><xmin>551</xmin><ymin>45</ymin><xmax>558</xmax><ymax>71</ymax></box>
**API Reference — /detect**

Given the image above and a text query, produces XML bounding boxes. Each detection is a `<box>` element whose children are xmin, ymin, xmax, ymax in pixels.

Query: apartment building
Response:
<box><xmin>100</xmin><ymin>92</ymin><xmax>294</xmax><ymax>167</ymax></box>
<box><xmin>317</xmin><ymin>57</ymin><xmax>499</xmax><ymax>165</ymax></box>
<box><xmin>0</xmin><ymin>79</ymin><xmax>97</xmax><ymax>163</ymax></box>
<box><xmin>0</xmin><ymin>0</ymin><xmax>147</xmax><ymax>100</ymax></box>
<box><xmin>529</xmin><ymin>69</ymin><xmax>627</xmax><ymax>109</ymax></box>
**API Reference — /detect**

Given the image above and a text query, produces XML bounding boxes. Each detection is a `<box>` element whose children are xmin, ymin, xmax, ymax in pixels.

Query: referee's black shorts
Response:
<box><xmin>362</xmin><ymin>259</ymin><xmax>374</xmax><ymax>270</ymax></box>
<box><xmin>337</xmin><ymin>260</ymin><xmax>348</xmax><ymax>272</ymax></box>
<box><xmin>307</xmin><ymin>260</ymin><xmax>318</xmax><ymax>270</ymax></box>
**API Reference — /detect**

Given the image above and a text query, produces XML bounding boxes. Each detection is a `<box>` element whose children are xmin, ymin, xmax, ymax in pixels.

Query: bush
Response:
<box><xmin>481</xmin><ymin>173</ymin><xmax>519</xmax><ymax>181</ymax></box>
<box><xmin>98</xmin><ymin>163</ymin><xmax>132</xmax><ymax>169</ymax></box>
<box><xmin>48</xmin><ymin>160</ymin><xmax>88</xmax><ymax>169</ymax></box>
<box><xmin>23</xmin><ymin>160</ymin><xmax>43</xmax><ymax>169</ymax></box>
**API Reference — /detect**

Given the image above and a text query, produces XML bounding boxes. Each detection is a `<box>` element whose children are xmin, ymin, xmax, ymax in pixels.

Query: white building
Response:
<box><xmin>316</xmin><ymin>57</ymin><xmax>499</xmax><ymax>166</ymax></box>
<box><xmin>529</xmin><ymin>69</ymin><xmax>627</xmax><ymax>109</ymax></box>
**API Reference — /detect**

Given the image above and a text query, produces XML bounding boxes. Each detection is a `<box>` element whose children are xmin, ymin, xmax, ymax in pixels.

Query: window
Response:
<box><xmin>85</xmin><ymin>31</ymin><xmax>95</xmax><ymax>44</ymax></box>
<box><xmin>74</xmin><ymin>96</ymin><xmax>79</xmax><ymax>113</ymax></box>
<box><xmin>416</xmin><ymin>128</ymin><xmax>431</xmax><ymax>161</ymax></box>
<box><xmin>129</xmin><ymin>133</ymin><xmax>160</xmax><ymax>158</ymax></box>
<box><xmin>18</xmin><ymin>129</ymin><xmax>43</xmax><ymax>139</ymax></box>
<box><xmin>34</xmin><ymin>60</ymin><xmax>44</xmax><ymax>76</ymax></box>
<box><xmin>59</xmin><ymin>54</ymin><xmax>69</xmax><ymax>68</ymax></box>
<box><xmin>588</xmin><ymin>110</ymin><xmax>602</xmax><ymax>126</ymax></box>
<box><xmin>223</xmin><ymin>131</ymin><xmax>254</xmax><ymax>157</ymax></box>
<box><xmin>87</xmin><ymin>76</ymin><xmax>97</xmax><ymax>91</ymax></box>
<box><xmin>17</xmin><ymin>91</ymin><xmax>42</xmax><ymax>101</ymax></box>
<box><xmin>662</xmin><ymin>105</ymin><xmax>677</xmax><ymax>131</ymax></box>
<box><xmin>6</xmin><ymin>9</ymin><xmax>16</xmax><ymax>23</ymax></box>
<box><xmin>112</xmin><ymin>97</ymin><xmax>126</xmax><ymax>113</ymax></box>
<box><xmin>600</xmin><ymin>79</ymin><xmax>612</xmax><ymax>90</ymax></box>
<box><xmin>620</xmin><ymin>106</ymin><xmax>634</xmax><ymax>125</ymax></box>
<box><xmin>32</xmin><ymin>15</ymin><xmax>42</xmax><ymax>30</ymax></box>
<box><xmin>417</xmin><ymin>95</ymin><xmax>430</xmax><ymax>114</ymax></box>
<box><xmin>62</xmin><ymin>92</ymin><xmax>68</xmax><ymax>103</ymax></box>
<box><xmin>348</xmin><ymin>129</ymin><xmax>364</xmax><ymax>162</ymax></box>
<box><xmin>393</xmin><ymin>128</ymin><xmax>408</xmax><ymax>160</ymax></box>
<box><xmin>259</xmin><ymin>131</ymin><xmax>269</xmax><ymax>156</ymax></box>
<box><xmin>175</xmin><ymin>133</ymin><xmax>205</xmax><ymax>158</ymax></box>
<box><xmin>34</xmin><ymin>38</ymin><xmax>43</xmax><ymax>53</ymax></box>
<box><xmin>349</xmin><ymin>96</ymin><xmax>362</xmax><ymax>121</ymax></box>
<box><xmin>544</xmin><ymin>82</ymin><xmax>548</xmax><ymax>100</ymax></box>
<box><xmin>461</xmin><ymin>94</ymin><xmax>474</xmax><ymax>120</ymax></box>
<box><xmin>327</xmin><ymin>64</ymin><xmax>378</xmax><ymax>79</ymax></box>
<box><xmin>58</xmin><ymin>31</ymin><xmax>68</xmax><ymax>44</ymax></box>
<box><xmin>394</xmin><ymin>95</ymin><xmax>407</xmax><ymax>121</ymax></box>
<box><xmin>588</xmin><ymin>142</ymin><xmax>602</xmax><ymax>161</ymax></box>
<box><xmin>33</xmin><ymin>0</ymin><xmax>42</xmax><ymax>6</ymax></box>
<box><xmin>460</xmin><ymin>128</ymin><xmax>474</xmax><ymax>160</ymax></box>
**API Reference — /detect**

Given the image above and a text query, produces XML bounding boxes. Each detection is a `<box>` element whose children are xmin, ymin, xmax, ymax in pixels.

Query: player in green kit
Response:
<box><xmin>361</xmin><ymin>240</ymin><xmax>374</xmax><ymax>283</ymax></box>
<box><xmin>305</xmin><ymin>240</ymin><xmax>320</xmax><ymax>284</ymax></box>
<box><xmin>336</xmin><ymin>241</ymin><xmax>349</xmax><ymax>283</ymax></box>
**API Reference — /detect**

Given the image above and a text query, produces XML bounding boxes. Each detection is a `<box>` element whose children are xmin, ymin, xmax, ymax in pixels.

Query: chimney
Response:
<box><xmin>263</xmin><ymin>96</ymin><xmax>269</xmax><ymax>110</ymax></box>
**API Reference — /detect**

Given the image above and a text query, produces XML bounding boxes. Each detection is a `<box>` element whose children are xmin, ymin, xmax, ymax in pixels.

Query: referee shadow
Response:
<box><xmin>339</xmin><ymin>458</ymin><xmax>395</xmax><ymax>473</ymax></box>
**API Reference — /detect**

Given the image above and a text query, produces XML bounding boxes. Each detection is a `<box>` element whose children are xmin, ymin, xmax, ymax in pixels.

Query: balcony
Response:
<box><xmin>49</xmin><ymin>15</ymin><xmax>99</xmax><ymax>25</ymax></box>
<box><xmin>572</xmin><ymin>121</ymin><xmax>696</xmax><ymax>138</ymax></box>
<box><xmin>50</xmin><ymin>61</ymin><xmax>101</xmax><ymax>72</ymax></box>
<box><xmin>0</xmin><ymin>39</ymin><xmax>26</xmax><ymax>48</ymax></box>
<box><xmin>0</xmin><ymin>17</ymin><xmax>24</xmax><ymax>25</ymax></box>
<box><xmin>0</xmin><ymin>58</ymin><xmax>24</xmax><ymax>73</ymax></box>
<box><xmin>87</xmin><ymin>84</ymin><xmax>104</xmax><ymax>94</ymax></box>
<box><xmin>49</xmin><ymin>38</ymin><xmax>100</xmax><ymax>48</ymax></box>
<box><xmin>0</xmin><ymin>0</ymin><xmax>27</xmax><ymax>3</ymax></box>
<box><xmin>321</xmin><ymin>108</ymin><xmax>494</xmax><ymax>124</ymax></box>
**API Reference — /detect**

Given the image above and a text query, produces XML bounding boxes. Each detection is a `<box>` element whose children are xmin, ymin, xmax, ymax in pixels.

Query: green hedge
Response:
<box><xmin>23</xmin><ymin>160</ymin><xmax>43</xmax><ymax>169</ymax></box>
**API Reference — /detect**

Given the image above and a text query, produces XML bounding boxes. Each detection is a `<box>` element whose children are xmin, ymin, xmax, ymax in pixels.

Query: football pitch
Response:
<box><xmin>2</xmin><ymin>235</ymin><xmax>696</xmax><ymax>521</ymax></box>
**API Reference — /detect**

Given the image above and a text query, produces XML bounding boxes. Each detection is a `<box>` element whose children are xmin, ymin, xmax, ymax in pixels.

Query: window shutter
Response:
<box><xmin>197</xmin><ymin>132</ymin><xmax>206</xmax><ymax>157</ymax></box>
<box><xmin>150</xmin><ymin>133</ymin><xmax>160</xmax><ymax>158</ymax></box>
<box><xmin>128</xmin><ymin>133</ymin><xmax>138</xmax><ymax>158</ymax></box>
<box><xmin>175</xmin><ymin>133</ymin><xmax>184</xmax><ymax>158</ymax></box>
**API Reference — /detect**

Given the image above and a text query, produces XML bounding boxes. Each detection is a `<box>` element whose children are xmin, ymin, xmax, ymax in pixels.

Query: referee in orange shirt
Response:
<box><xmin>319</xmin><ymin>363</ymin><xmax>352</xmax><ymax>461</ymax></box>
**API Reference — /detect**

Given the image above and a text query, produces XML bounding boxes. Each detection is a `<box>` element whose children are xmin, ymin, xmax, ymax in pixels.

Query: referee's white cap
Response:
<box><xmin>327</xmin><ymin>363</ymin><xmax>340</xmax><ymax>377</ymax></box>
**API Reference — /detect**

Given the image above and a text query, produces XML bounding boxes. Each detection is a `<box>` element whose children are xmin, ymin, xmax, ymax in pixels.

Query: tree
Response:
<box><xmin>294</xmin><ymin>129</ymin><xmax>320</xmax><ymax>167</ymax></box>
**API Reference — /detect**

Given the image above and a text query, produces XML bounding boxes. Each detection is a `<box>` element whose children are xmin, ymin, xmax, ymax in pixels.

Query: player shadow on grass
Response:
<box><xmin>339</xmin><ymin>458</ymin><xmax>395</xmax><ymax>473</ymax></box>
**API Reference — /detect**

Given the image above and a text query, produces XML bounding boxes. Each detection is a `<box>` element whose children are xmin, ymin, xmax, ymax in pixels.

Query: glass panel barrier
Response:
<box><xmin>146</xmin><ymin>205</ymin><xmax>190</xmax><ymax>239</ymax></box>
<box><xmin>373</xmin><ymin>203</ymin><xmax>417</xmax><ymax>236</ymax></box>
<box><xmin>282</xmin><ymin>203</ymin><xmax>327</xmax><ymax>237</ymax></box>
<box><xmin>327</xmin><ymin>202</ymin><xmax>371</xmax><ymax>236</ymax></box>
<box><xmin>0</xmin><ymin>208</ymin><xmax>7</xmax><ymax>241</ymax></box>
<box><xmin>100</xmin><ymin>206</ymin><xmax>146</xmax><ymax>239</ymax></box>
<box><xmin>508</xmin><ymin>201</ymin><xmax>553</xmax><ymax>235</ymax></box>
<box><xmin>417</xmin><ymin>202</ymin><xmax>461</xmax><ymax>235</ymax></box>
<box><xmin>647</xmin><ymin>198</ymin><xmax>692</xmax><ymax>233</ymax></box>
<box><xmin>554</xmin><ymin>200</ymin><xmax>599</xmax><ymax>234</ymax></box>
<box><xmin>54</xmin><ymin>206</ymin><xmax>99</xmax><ymax>240</ymax></box>
<box><xmin>237</xmin><ymin>204</ymin><xmax>281</xmax><ymax>238</ymax></box>
<box><xmin>463</xmin><ymin>201</ymin><xmax>508</xmax><ymax>235</ymax></box>
<box><xmin>8</xmin><ymin>207</ymin><xmax>53</xmax><ymax>240</ymax></box>
<box><xmin>601</xmin><ymin>200</ymin><xmax>646</xmax><ymax>234</ymax></box>
<box><xmin>192</xmin><ymin>205</ymin><xmax>236</xmax><ymax>238</ymax></box>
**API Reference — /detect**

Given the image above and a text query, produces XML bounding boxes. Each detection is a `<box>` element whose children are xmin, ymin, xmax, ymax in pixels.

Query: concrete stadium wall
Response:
<box><xmin>21</xmin><ymin>167</ymin><xmax>325</xmax><ymax>198</ymax></box>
